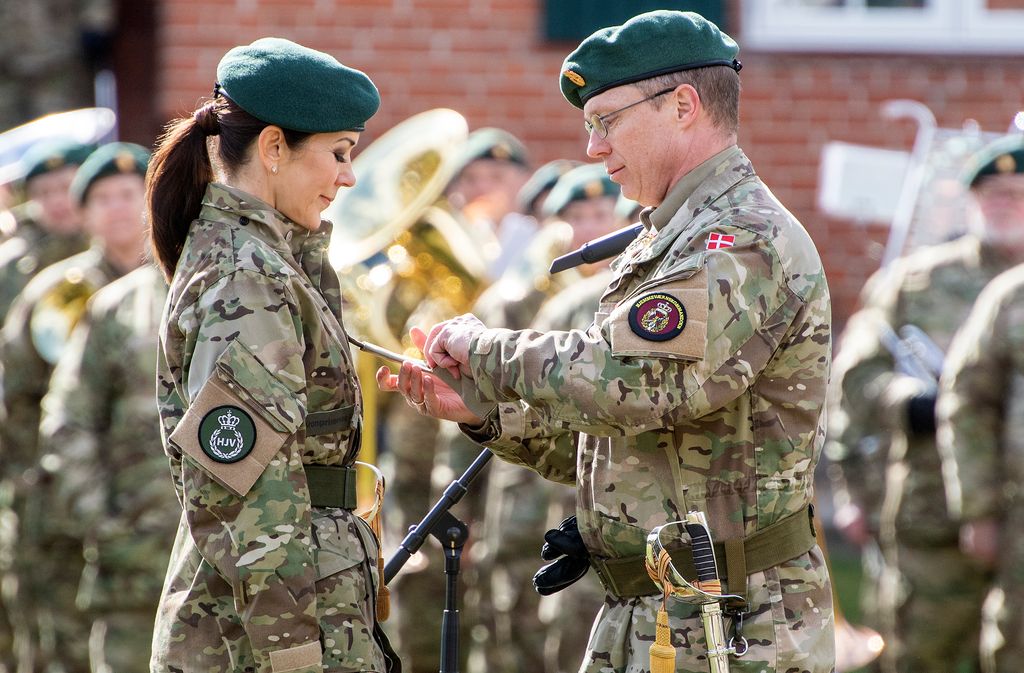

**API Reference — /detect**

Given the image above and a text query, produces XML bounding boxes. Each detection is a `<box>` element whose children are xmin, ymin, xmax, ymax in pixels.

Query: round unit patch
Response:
<box><xmin>198</xmin><ymin>406</ymin><xmax>257</xmax><ymax>463</ymax></box>
<box><xmin>628</xmin><ymin>292</ymin><xmax>687</xmax><ymax>342</ymax></box>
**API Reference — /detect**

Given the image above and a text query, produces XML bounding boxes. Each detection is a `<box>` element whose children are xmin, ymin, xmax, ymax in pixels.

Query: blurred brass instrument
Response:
<box><xmin>30</xmin><ymin>264</ymin><xmax>103</xmax><ymax>365</ymax></box>
<box><xmin>326</xmin><ymin>108</ymin><xmax>494</xmax><ymax>355</ymax></box>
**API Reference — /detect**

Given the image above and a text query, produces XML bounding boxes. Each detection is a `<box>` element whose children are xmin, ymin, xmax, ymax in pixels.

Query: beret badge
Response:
<box><xmin>114</xmin><ymin>152</ymin><xmax>137</xmax><ymax>173</ymax></box>
<box><xmin>563</xmin><ymin>69</ymin><xmax>586</xmax><ymax>87</ymax></box>
<box><xmin>996</xmin><ymin>153</ymin><xmax>1017</xmax><ymax>175</ymax></box>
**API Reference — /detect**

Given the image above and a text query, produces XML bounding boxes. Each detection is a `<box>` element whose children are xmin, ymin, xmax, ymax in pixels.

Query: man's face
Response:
<box><xmin>583</xmin><ymin>85</ymin><xmax>680</xmax><ymax>208</ymax></box>
<box><xmin>447</xmin><ymin>159</ymin><xmax>529</xmax><ymax>221</ymax></box>
<box><xmin>81</xmin><ymin>173</ymin><xmax>146</xmax><ymax>251</ymax></box>
<box><xmin>26</xmin><ymin>166</ymin><xmax>80</xmax><ymax>234</ymax></box>
<box><xmin>973</xmin><ymin>173</ymin><xmax>1024</xmax><ymax>255</ymax></box>
<box><xmin>562</xmin><ymin>196</ymin><xmax>619</xmax><ymax>250</ymax></box>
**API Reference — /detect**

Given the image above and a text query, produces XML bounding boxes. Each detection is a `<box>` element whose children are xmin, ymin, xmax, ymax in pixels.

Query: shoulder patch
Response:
<box><xmin>608</xmin><ymin>268</ymin><xmax>708</xmax><ymax>362</ymax></box>
<box><xmin>199</xmin><ymin>406</ymin><xmax>257</xmax><ymax>463</ymax></box>
<box><xmin>627</xmin><ymin>292</ymin><xmax>686</xmax><ymax>341</ymax></box>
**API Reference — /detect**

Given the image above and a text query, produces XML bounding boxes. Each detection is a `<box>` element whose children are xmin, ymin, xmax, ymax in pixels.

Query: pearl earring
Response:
<box><xmin>271</xmin><ymin>165</ymin><xmax>278</xmax><ymax>174</ymax></box>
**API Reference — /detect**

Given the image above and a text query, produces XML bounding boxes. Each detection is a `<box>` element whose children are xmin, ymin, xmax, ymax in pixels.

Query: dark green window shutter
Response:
<box><xmin>543</xmin><ymin>1</ymin><xmax>728</xmax><ymax>42</ymax></box>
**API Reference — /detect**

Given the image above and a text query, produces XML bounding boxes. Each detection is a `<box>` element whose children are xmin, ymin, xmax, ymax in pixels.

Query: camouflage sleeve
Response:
<box><xmin>464</xmin><ymin>234</ymin><xmax>805</xmax><ymax>435</ymax></box>
<box><xmin>37</xmin><ymin>309</ymin><xmax>116</xmax><ymax>528</ymax></box>
<box><xmin>0</xmin><ymin>293</ymin><xmax>50</xmax><ymax>474</ymax></box>
<box><xmin>463</xmin><ymin>402</ymin><xmax>577</xmax><ymax>484</ymax></box>
<box><xmin>937</xmin><ymin>283</ymin><xmax>1010</xmax><ymax>522</ymax></box>
<box><xmin>174</xmin><ymin>270</ymin><xmax>322</xmax><ymax>670</ymax></box>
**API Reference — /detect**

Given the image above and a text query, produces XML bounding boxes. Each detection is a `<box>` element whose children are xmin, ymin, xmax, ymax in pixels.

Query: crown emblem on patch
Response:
<box><xmin>563</xmin><ymin>69</ymin><xmax>585</xmax><ymax>87</ymax></box>
<box><xmin>218</xmin><ymin>410</ymin><xmax>241</xmax><ymax>428</ymax></box>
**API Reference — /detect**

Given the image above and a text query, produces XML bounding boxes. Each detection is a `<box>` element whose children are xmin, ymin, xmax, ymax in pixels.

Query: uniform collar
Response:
<box><xmin>634</xmin><ymin>145</ymin><xmax>753</xmax><ymax>264</ymax></box>
<box><xmin>199</xmin><ymin>182</ymin><xmax>333</xmax><ymax>259</ymax></box>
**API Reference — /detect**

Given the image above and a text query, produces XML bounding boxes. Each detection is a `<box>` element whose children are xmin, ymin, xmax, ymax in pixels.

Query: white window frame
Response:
<box><xmin>742</xmin><ymin>0</ymin><xmax>1024</xmax><ymax>54</ymax></box>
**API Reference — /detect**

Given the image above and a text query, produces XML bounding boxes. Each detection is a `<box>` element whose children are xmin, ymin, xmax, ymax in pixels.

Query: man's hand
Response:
<box><xmin>375</xmin><ymin>327</ymin><xmax>483</xmax><ymax>425</ymax></box>
<box><xmin>423</xmin><ymin>314</ymin><xmax>487</xmax><ymax>380</ymax></box>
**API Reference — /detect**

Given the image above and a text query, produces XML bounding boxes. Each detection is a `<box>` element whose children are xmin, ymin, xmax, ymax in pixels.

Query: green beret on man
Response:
<box><xmin>70</xmin><ymin>142</ymin><xmax>150</xmax><ymax>206</ymax></box>
<box><xmin>559</xmin><ymin>10</ymin><xmax>741</xmax><ymax>109</ymax></box>
<box><xmin>541</xmin><ymin>163</ymin><xmax>620</xmax><ymax>219</ymax></box>
<box><xmin>451</xmin><ymin>127</ymin><xmax>530</xmax><ymax>180</ymax></box>
<box><xmin>963</xmin><ymin>134</ymin><xmax>1024</xmax><ymax>187</ymax></box>
<box><xmin>517</xmin><ymin>159</ymin><xmax>580</xmax><ymax>215</ymax></box>
<box><xmin>216</xmin><ymin>37</ymin><xmax>380</xmax><ymax>133</ymax></box>
<box><xmin>20</xmin><ymin>138</ymin><xmax>95</xmax><ymax>184</ymax></box>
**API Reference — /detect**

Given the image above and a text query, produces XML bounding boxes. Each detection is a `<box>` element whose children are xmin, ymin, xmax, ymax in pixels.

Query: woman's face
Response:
<box><xmin>272</xmin><ymin>131</ymin><xmax>359</xmax><ymax>230</ymax></box>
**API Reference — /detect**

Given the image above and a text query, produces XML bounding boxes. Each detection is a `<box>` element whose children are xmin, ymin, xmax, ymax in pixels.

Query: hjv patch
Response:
<box><xmin>199</xmin><ymin>406</ymin><xmax>257</xmax><ymax>463</ymax></box>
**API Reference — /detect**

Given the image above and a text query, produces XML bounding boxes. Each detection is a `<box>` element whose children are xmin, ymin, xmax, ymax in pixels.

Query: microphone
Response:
<box><xmin>548</xmin><ymin>223</ymin><xmax>645</xmax><ymax>274</ymax></box>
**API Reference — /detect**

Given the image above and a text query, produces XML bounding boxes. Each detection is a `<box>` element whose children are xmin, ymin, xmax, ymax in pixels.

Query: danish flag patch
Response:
<box><xmin>706</xmin><ymin>232</ymin><xmax>736</xmax><ymax>250</ymax></box>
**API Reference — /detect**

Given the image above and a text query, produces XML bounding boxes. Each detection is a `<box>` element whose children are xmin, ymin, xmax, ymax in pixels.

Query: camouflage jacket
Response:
<box><xmin>829</xmin><ymin>236</ymin><xmax>1013</xmax><ymax>545</ymax></box>
<box><xmin>939</xmin><ymin>263</ymin><xmax>1024</xmax><ymax>527</ymax></box>
<box><xmin>464</xmin><ymin>147</ymin><xmax>834</xmax><ymax>672</ymax></box>
<box><xmin>0</xmin><ymin>246</ymin><xmax>120</xmax><ymax>485</ymax></box>
<box><xmin>38</xmin><ymin>263</ymin><xmax>177</xmax><ymax>612</ymax></box>
<box><xmin>154</xmin><ymin>183</ymin><xmax>385</xmax><ymax>673</ymax></box>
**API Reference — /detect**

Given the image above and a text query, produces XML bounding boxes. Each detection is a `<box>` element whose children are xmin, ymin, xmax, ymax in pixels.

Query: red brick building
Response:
<box><xmin>113</xmin><ymin>0</ymin><xmax>1024</xmax><ymax>326</ymax></box>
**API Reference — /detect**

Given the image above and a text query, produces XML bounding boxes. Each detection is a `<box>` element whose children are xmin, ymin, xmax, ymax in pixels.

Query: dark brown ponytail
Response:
<box><xmin>146</xmin><ymin>101</ymin><xmax>218</xmax><ymax>281</ymax></box>
<box><xmin>146</xmin><ymin>97</ymin><xmax>312</xmax><ymax>280</ymax></box>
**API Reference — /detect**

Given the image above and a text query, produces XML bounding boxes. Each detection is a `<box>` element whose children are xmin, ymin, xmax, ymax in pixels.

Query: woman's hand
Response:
<box><xmin>376</xmin><ymin>361</ymin><xmax>483</xmax><ymax>425</ymax></box>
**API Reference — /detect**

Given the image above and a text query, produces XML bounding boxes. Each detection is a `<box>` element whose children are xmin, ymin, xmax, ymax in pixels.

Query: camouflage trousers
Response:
<box><xmin>579</xmin><ymin>548</ymin><xmax>834</xmax><ymax>673</ymax></box>
<box><xmin>878</xmin><ymin>542</ymin><xmax>986</xmax><ymax>673</ymax></box>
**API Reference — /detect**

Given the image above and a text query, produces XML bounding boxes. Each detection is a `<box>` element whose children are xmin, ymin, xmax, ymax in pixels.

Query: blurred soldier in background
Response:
<box><xmin>465</xmin><ymin>162</ymin><xmax>619</xmax><ymax>673</ymax></box>
<box><xmin>827</xmin><ymin>134</ymin><xmax>1024</xmax><ymax>672</ymax></box>
<box><xmin>0</xmin><ymin>139</ymin><xmax>93</xmax><ymax>321</ymax></box>
<box><xmin>938</xmin><ymin>134</ymin><xmax>1024</xmax><ymax>673</ymax></box>
<box><xmin>37</xmin><ymin>262</ymin><xmax>173</xmax><ymax>673</ymax></box>
<box><xmin>0</xmin><ymin>142</ymin><xmax>148</xmax><ymax>673</ymax></box>
<box><xmin>444</xmin><ymin>128</ymin><xmax>533</xmax><ymax>280</ymax></box>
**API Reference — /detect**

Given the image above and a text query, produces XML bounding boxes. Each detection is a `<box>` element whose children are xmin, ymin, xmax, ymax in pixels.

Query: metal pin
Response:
<box><xmin>349</xmin><ymin>336</ymin><xmax>430</xmax><ymax>370</ymax></box>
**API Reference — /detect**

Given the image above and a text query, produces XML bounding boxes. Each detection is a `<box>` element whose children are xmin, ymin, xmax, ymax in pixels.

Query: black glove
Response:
<box><xmin>532</xmin><ymin>515</ymin><xmax>591</xmax><ymax>596</ymax></box>
<box><xmin>906</xmin><ymin>391</ymin><xmax>937</xmax><ymax>437</ymax></box>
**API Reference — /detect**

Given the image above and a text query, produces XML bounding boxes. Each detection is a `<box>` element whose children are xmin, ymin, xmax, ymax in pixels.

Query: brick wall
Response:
<box><xmin>154</xmin><ymin>0</ymin><xmax>1024</xmax><ymax>327</ymax></box>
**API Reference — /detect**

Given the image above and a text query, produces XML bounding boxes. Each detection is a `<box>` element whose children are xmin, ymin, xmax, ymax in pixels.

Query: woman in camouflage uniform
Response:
<box><xmin>145</xmin><ymin>38</ymin><xmax>396</xmax><ymax>673</ymax></box>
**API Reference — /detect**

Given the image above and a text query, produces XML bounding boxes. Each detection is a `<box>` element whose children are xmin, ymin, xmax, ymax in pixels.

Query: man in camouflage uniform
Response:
<box><xmin>37</xmin><ymin>262</ymin><xmax>176</xmax><ymax>673</ymax></box>
<box><xmin>0</xmin><ymin>139</ymin><xmax>93</xmax><ymax>322</ymax></box>
<box><xmin>0</xmin><ymin>142</ymin><xmax>148</xmax><ymax>673</ymax></box>
<box><xmin>828</xmin><ymin>135</ymin><xmax>1024</xmax><ymax>673</ymax></box>
<box><xmin>937</xmin><ymin>135</ymin><xmax>1024</xmax><ymax>673</ymax></box>
<box><xmin>466</xmin><ymin>162</ymin><xmax>620</xmax><ymax>673</ymax></box>
<box><xmin>383</xmin><ymin>11</ymin><xmax>834</xmax><ymax>672</ymax></box>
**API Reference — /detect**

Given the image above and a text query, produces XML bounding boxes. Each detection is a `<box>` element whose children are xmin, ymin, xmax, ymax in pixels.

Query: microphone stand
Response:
<box><xmin>384</xmin><ymin>447</ymin><xmax>494</xmax><ymax>673</ymax></box>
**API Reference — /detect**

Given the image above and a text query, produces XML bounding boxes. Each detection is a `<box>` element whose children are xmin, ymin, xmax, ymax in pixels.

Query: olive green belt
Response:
<box><xmin>304</xmin><ymin>464</ymin><xmax>358</xmax><ymax>510</ymax></box>
<box><xmin>590</xmin><ymin>504</ymin><xmax>817</xmax><ymax>602</ymax></box>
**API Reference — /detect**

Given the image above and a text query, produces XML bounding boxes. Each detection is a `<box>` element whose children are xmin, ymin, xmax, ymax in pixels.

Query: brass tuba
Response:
<box><xmin>326</xmin><ymin>108</ymin><xmax>496</xmax><ymax>355</ymax></box>
<box><xmin>29</xmin><ymin>264</ymin><xmax>103</xmax><ymax>365</ymax></box>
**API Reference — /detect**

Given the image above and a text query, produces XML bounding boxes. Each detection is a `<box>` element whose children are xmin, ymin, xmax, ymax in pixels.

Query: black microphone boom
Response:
<box><xmin>548</xmin><ymin>223</ymin><xmax>645</xmax><ymax>274</ymax></box>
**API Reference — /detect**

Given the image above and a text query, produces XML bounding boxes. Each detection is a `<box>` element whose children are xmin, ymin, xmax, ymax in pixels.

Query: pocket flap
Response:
<box><xmin>311</xmin><ymin>511</ymin><xmax>374</xmax><ymax>580</ymax></box>
<box><xmin>608</xmin><ymin>268</ymin><xmax>708</xmax><ymax>362</ymax></box>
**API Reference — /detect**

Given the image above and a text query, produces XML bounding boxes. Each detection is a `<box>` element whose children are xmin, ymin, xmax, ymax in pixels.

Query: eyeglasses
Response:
<box><xmin>583</xmin><ymin>87</ymin><xmax>677</xmax><ymax>139</ymax></box>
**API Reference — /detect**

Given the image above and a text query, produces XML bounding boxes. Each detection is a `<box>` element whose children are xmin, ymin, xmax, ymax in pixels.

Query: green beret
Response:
<box><xmin>70</xmin><ymin>142</ymin><xmax>150</xmax><ymax>205</ymax></box>
<box><xmin>21</xmin><ymin>138</ymin><xmax>95</xmax><ymax>184</ymax></box>
<box><xmin>963</xmin><ymin>134</ymin><xmax>1024</xmax><ymax>188</ymax></box>
<box><xmin>541</xmin><ymin>163</ymin><xmax>619</xmax><ymax>218</ymax></box>
<box><xmin>516</xmin><ymin>159</ymin><xmax>580</xmax><ymax>215</ymax></box>
<box><xmin>216</xmin><ymin>37</ymin><xmax>380</xmax><ymax>133</ymax></box>
<box><xmin>451</xmin><ymin>128</ymin><xmax>529</xmax><ymax>180</ymax></box>
<box><xmin>560</xmin><ymin>10</ymin><xmax>741</xmax><ymax>109</ymax></box>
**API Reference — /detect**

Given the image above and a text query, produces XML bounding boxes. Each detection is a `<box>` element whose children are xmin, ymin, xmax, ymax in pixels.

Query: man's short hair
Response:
<box><xmin>636</xmin><ymin>65</ymin><xmax>740</xmax><ymax>135</ymax></box>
